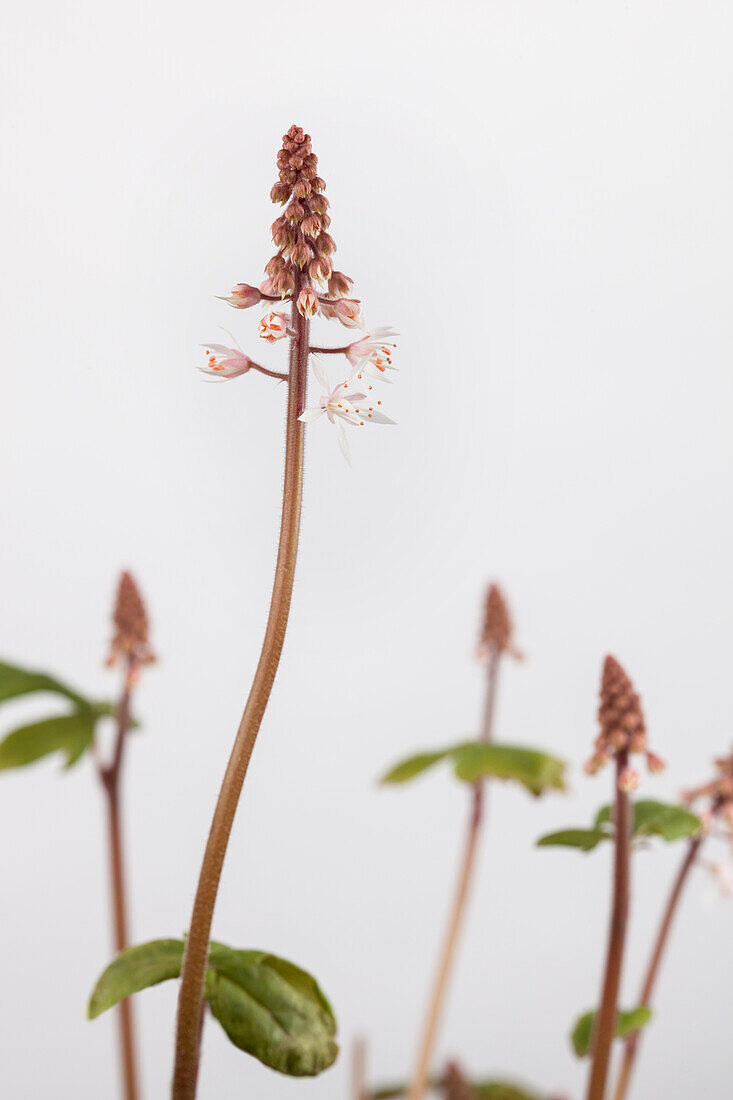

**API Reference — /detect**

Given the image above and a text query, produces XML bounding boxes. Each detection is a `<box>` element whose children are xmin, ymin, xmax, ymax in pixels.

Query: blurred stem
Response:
<box><xmin>407</xmin><ymin>645</ymin><xmax>500</xmax><ymax>1100</ymax></box>
<box><xmin>611</xmin><ymin>833</ymin><xmax>703</xmax><ymax>1100</ymax></box>
<box><xmin>171</xmin><ymin>287</ymin><xmax>309</xmax><ymax>1100</ymax></box>
<box><xmin>98</xmin><ymin>656</ymin><xmax>139</xmax><ymax>1100</ymax></box>
<box><xmin>586</xmin><ymin>753</ymin><xmax>631</xmax><ymax>1100</ymax></box>
<box><xmin>352</xmin><ymin>1036</ymin><xmax>367</xmax><ymax>1100</ymax></box>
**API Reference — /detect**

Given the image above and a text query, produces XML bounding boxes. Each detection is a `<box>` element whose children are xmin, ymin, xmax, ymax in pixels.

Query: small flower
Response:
<box><xmin>328</xmin><ymin>271</ymin><xmax>353</xmax><ymax>298</ymax></box>
<box><xmin>199</xmin><ymin>341</ymin><xmax>252</xmax><ymax>381</ymax></box>
<box><xmin>584</xmin><ymin>750</ymin><xmax>610</xmax><ymax>776</ymax></box>
<box><xmin>298</xmin><ymin>357</ymin><xmax>395</xmax><ymax>464</ymax></box>
<box><xmin>218</xmin><ymin>283</ymin><xmax>262</xmax><ymax>309</ymax></box>
<box><xmin>646</xmin><ymin>751</ymin><xmax>666</xmax><ymax>774</ymax></box>
<box><xmin>297</xmin><ymin>287</ymin><xmax>319</xmax><ymax>319</ymax></box>
<box><xmin>259</xmin><ymin>277</ymin><xmax>276</xmax><ymax>295</ymax></box>
<box><xmin>320</xmin><ymin>298</ymin><xmax>364</xmax><ymax>328</ymax></box>
<box><xmin>346</xmin><ymin>327</ymin><xmax>398</xmax><ymax>381</ymax></box>
<box><xmin>258</xmin><ymin>311</ymin><xmax>290</xmax><ymax>342</ymax></box>
<box><xmin>618</xmin><ymin>766</ymin><xmax>641</xmax><ymax>793</ymax></box>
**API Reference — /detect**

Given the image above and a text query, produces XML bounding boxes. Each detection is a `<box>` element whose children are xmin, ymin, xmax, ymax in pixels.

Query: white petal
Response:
<box><xmin>334</xmin><ymin>417</ymin><xmax>352</xmax><ymax>465</ymax></box>
<box><xmin>362</xmin><ymin>409</ymin><xmax>396</xmax><ymax>425</ymax></box>
<box><xmin>298</xmin><ymin>406</ymin><xmax>325</xmax><ymax>423</ymax></box>
<box><xmin>310</xmin><ymin>355</ymin><xmax>330</xmax><ymax>391</ymax></box>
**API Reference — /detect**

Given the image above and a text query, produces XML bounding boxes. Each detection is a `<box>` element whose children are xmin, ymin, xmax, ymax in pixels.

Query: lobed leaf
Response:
<box><xmin>452</xmin><ymin>743</ymin><xmax>566</xmax><ymax>796</ymax></box>
<box><xmin>88</xmin><ymin>938</ymin><xmax>338</xmax><ymax>1077</ymax></box>
<box><xmin>381</xmin><ymin>749</ymin><xmax>453</xmax><ymax>784</ymax></box>
<box><xmin>382</xmin><ymin>741</ymin><xmax>566</xmax><ymax>797</ymax></box>
<box><xmin>0</xmin><ymin>711</ymin><xmax>95</xmax><ymax>770</ymax></box>
<box><xmin>595</xmin><ymin>800</ymin><xmax>702</xmax><ymax>842</ymax></box>
<box><xmin>0</xmin><ymin>660</ymin><xmax>90</xmax><ymax>709</ymax></box>
<box><xmin>571</xmin><ymin>1006</ymin><xmax>652</xmax><ymax>1057</ymax></box>
<box><xmin>536</xmin><ymin>827</ymin><xmax>610</xmax><ymax>852</ymax></box>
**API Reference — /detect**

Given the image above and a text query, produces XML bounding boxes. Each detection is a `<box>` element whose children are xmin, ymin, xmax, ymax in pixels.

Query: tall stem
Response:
<box><xmin>611</xmin><ymin>834</ymin><xmax>703</xmax><ymax>1100</ymax></box>
<box><xmin>98</xmin><ymin>658</ymin><xmax>139</xmax><ymax>1100</ymax></box>
<box><xmin>407</xmin><ymin>646</ymin><xmax>500</xmax><ymax>1100</ymax></box>
<box><xmin>171</xmin><ymin>291</ymin><xmax>309</xmax><ymax>1100</ymax></box>
<box><xmin>586</xmin><ymin>754</ymin><xmax>632</xmax><ymax>1100</ymax></box>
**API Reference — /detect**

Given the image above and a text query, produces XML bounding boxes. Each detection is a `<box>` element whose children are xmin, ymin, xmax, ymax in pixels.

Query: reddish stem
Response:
<box><xmin>171</xmin><ymin>282</ymin><xmax>309</xmax><ymax>1100</ymax></box>
<box><xmin>407</xmin><ymin>646</ymin><xmax>500</xmax><ymax>1100</ymax></box>
<box><xmin>309</xmin><ymin>345</ymin><xmax>351</xmax><ymax>355</ymax></box>
<box><xmin>98</xmin><ymin>657</ymin><xmax>139</xmax><ymax>1100</ymax></box>
<box><xmin>611</xmin><ymin>833</ymin><xmax>703</xmax><ymax>1100</ymax></box>
<box><xmin>586</xmin><ymin>753</ymin><xmax>632</xmax><ymax>1100</ymax></box>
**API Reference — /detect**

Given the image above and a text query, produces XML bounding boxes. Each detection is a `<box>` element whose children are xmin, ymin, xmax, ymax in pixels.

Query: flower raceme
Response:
<box><xmin>299</xmin><ymin>358</ymin><xmax>395</xmax><ymax>465</ymax></box>
<box><xmin>196</xmin><ymin>124</ymin><xmax>397</xmax><ymax>463</ymax></box>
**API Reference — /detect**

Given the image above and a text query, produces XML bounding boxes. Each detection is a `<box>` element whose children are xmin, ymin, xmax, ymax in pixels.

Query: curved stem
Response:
<box><xmin>171</xmin><ymin>291</ymin><xmax>309</xmax><ymax>1100</ymax></box>
<box><xmin>586</xmin><ymin>754</ymin><xmax>632</xmax><ymax>1100</ymax></box>
<box><xmin>407</xmin><ymin>647</ymin><xmax>500</xmax><ymax>1100</ymax></box>
<box><xmin>611</xmin><ymin>834</ymin><xmax>703</xmax><ymax>1100</ymax></box>
<box><xmin>98</xmin><ymin>658</ymin><xmax>139</xmax><ymax>1100</ymax></box>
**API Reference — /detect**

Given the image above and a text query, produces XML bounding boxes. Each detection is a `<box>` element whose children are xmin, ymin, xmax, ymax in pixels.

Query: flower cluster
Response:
<box><xmin>476</xmin><ymin>583</ymin><xmax>522</xmax><ymax>661</ymax></box>
<box><xmin>584</xmin><ymin>655</ymin><xmax>665</xmax><ymax>790</ymax></box>
<box><xmin>198</xmin><ymin>125</ymin><xmax>397</xmax><ymax>463</ymax></box>
<box><xmin>106</xmin><ymin>571</ymin><xmax>156</xmax><ymax>672</ymax></box>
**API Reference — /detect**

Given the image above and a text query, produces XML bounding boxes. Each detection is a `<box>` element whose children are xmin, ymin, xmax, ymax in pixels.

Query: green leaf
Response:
<box><xmin>0</xmin><ymin>660</ymin><xmax>90</xmax><ymax>709</ymax></box>
<box><xmin>476</xmin><ymin>1084</ymin><xmax>544</xmax><ymax>1100</ymax></box>
<box><xmin>88</xmin><ymin>938</ymin><xmax>338</xmax><ymax>1077</ymax></box>
<box><xmin>0</xmin><ymin>711</ymin><xmax>95</xmax><ymax>770</ymax></box>
<box><xmin>452</xmin><ymin>743</ymin><xmax>566</xmax><ymax>796</ymax></box>
<box><xmin>595</xmin><ymin>800</ymin><xmax>701</xmax><ymax>842</ymax></box>
<box><xmin>381</xmin><ymin>749</ymin><xmax>452</xmax><ymax>784</ymax></box>
<box><xmin>536</xmin><ymin>827</ymin><xmax>610</xmax><ymax>852</ymax></box>
<box><xmin>87</xmin><ymin>939</ymin><xmax>185</xmax><ymax>1018</ymax></box>
<box><xmin>571</xmin><ymin>1006</ymin><xmax>652</xmax><ymax>1057</ymax></box>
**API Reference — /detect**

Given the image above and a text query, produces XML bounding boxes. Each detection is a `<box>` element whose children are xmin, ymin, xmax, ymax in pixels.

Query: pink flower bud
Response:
<box><xmin>221</xmin><ymin>283</ymin><xmax>262</xmax><ymax>309</ymax></box>
<box><xmin>308</xmin><ymin>256</ymin><xmax>331</xmax><ymax>286</ymax></box>
<box><xmin>332</xmin><ymin>298</ymin><xmax>363</xmax><ymax>328</ymax></box>
<box><xmin>618</xmin><ymin>766</ymin><xmax>641</xmax><ymax>793</ymax></box>
<box><xmin>272</xmin><ymin>269</ymin><xmax>295</xmax><ymax>297</ymax></box>
<box><xmin>258</xmin><ymin>311</ymin><xmax>290</xmax><ymax>342</ymax></box>
<box><xmin>584</xmin><ymin>751</ymin><xmax>609</xmax><ymax>776</ymax></box>
<box><xmin>629</xmin><ymin>731</ymin><xmax>648</xmax><ymax>753</ymax></box>
<box><xmin>293</xmin><ymin>179</ymin><xmax>311</xmax><ymax>199</ymax></box>
<box><xmin>270</xmin><ymin>182</ymin><xmax>291</xmax><ymax>205</ymax></box>
<box><xmin>301</xmin><ymin>214</ymin><xmax>321</xmax><ymax>238</ymax></box>
<box><xmin>265</xmin><ymin>255</ymin><xmax>285</xmax><ymax>278</ymax></box>
<box><xmin>315</xmin><ymin>231</ymin><xmax>336</xmax><ymax>257</ymax></box>
<box><xmin>291</xmin><ymin>240</ymin><xmax>313</xmax><ymax>269</ymax></box>
<box><xmin>259</xmin><ymin>277</ymin><xmax>276</xmax><ymax>296</ymax></box>
<box><xmin>328</xmin><ymin>271</ymin><xmax>353</xmax><ymax>299</ymax></box>
<box><xmin>646</xmin><ymin>751</ymin><xmax>665</xmax><ymax>774</ymax></box>
<box><xmin>297</xmin><ymin>287</ymin><xmax>319</xmax><ymax>319</ymax></box>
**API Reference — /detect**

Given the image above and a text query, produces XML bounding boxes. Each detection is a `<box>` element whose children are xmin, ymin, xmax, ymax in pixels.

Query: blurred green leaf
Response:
<box><xmin>88</xmin><ymin>938</ymin><xmax>338</xmax><ymax>1077</ymax></box>
<box><xmin>0</xmin><ymin>660</ymin><xmax>90</xmax><ymax>709</ymax></box>
<box><xmin>595</xmin><ymin>800</ymin><xmax>701</xmax><ymax>842</ymax></box>
<box><xmin>0</xmin><ymin>711</ymin><xmax>95</xmax><ymax>770</ymax></box>
<box><xmin>476</xmin><ymin>1084</ymin><xmax>544</xmax><ymax>1100</ymax></box>
<box><xmin>381</xmin><ymin>749</ymin><xmax>452</xmax><ymax>784</ymax></box>
<box><xmin>382</xmin><ymin>741</ymin><xmax>566</xmax><ymax>796</ymax></box>
<box><xmin>571</xmin><ymin>1006</ymin><xmax>652</xmax><ymax>1057</ymax></box>
<box><xmin>452</xmin><ymin>743</ymin><xmax>566</xmax><ymax>796</ymax></box>
<box><xmin>536</xmin><ymin>827</ymin><xmax>610</xmax><ymax>852</ymax></box>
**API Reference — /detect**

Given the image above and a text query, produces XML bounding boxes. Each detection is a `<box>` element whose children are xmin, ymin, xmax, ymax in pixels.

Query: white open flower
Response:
<box><xmin>346</xmin><ymin>327</ymin><xmax>398</xmax><ymax>382</ymax></box>
<box><xmin>298</xmin><ymin>357</ymin><xmax>395</xmax><ymax>464</ymax></box>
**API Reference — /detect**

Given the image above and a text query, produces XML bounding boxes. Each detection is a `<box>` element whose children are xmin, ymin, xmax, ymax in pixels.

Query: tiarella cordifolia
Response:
<box><xmin>584</xmin><ymin>655</ymin><xmax>664</xmax><ymax>789</ymax></box>
<box><xmin>200</xmin><ymin>125</ymin><xmax>397</xmax><ymax>463</ymax></box>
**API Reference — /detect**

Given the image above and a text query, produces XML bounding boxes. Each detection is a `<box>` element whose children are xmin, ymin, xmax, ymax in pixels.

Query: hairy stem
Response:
<box><xmin>98</xmin><ymin>658</ymin><xmax>139</xmax><ymax>1100</ymax></box>
<box><xmin>171</xmin><ymin>291</ymin><xmax>309</xmax><ymax>1100</ymax></box>
<box><xmin>586</xmin><ymin>754</ymin><xmax>632</xmax><ymax>1100</ymax></box>
<box><xmin>611</xmin><ymin>834</ymin><xmax>703</xmax><ymax>1100</ymax></box>
<box><xmin>407</xmin><ymin>646</ymin><xmax>500</xmax><ymax>1100</ymax></box>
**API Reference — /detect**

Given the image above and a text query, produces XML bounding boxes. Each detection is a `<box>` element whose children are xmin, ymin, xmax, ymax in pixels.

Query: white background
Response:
<box><xmin>1</xmin><ymin>2</ymin><xmax>732</xmax><ymax>1097</ymax></box>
